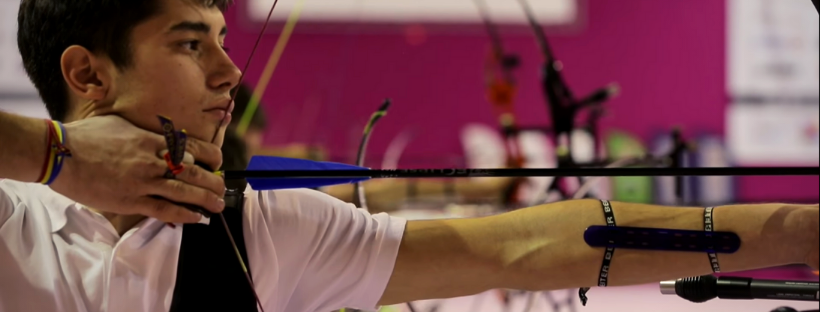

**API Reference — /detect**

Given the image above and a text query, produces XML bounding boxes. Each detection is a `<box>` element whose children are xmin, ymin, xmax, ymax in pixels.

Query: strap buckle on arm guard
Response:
<box><xmin>578</xmin><ymin>201</ymin><xmax>741</xmax><ymax>306</ymax></box>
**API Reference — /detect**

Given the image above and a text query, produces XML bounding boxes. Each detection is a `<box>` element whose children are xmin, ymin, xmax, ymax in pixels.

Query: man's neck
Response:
<box><xmin>69</xmin><ymin>102</ymin><xmax>149</xmax><ymax>236</ymax></box>
<box><xmin>65</xmin><ymin>100</ymin><xmax>105</xmax><ymax>122</ymax></box>
<box><xmin>89</xmin><ymin>208</ymin><xmax>149</xmax><ymax>236</ymax></box>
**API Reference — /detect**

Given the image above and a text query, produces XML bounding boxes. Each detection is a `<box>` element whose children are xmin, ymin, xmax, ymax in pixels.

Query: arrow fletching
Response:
<box><xmin>245</xmin><ymin>156</ymin><xmax>371</xmax><ymax>190</ymax></box>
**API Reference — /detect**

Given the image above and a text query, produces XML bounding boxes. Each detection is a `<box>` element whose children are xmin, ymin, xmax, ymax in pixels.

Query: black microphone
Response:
<box><xmin>660</xmin><ymin>275</ymin><xmax>819</xmax><ymax>303</ymax></box>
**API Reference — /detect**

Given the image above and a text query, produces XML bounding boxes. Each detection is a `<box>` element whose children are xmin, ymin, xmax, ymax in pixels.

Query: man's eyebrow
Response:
<box><xmin>167</xmin><ymin>21</ymin><xmax>228</xmax><ymax>36</ymax></box>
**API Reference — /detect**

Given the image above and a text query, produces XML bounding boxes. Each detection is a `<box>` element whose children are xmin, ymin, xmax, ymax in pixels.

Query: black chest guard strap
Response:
<box><xmin>170</xmin><ymin>188</ymin><xmax>259</xmax><ymax>312</ymax></box>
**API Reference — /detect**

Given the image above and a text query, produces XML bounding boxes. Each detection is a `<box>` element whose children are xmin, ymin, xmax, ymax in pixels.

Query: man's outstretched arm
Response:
<box><xmin>378</xmin><ymin>200</ymin><xmax>819</xmax><ymax>305</ymax></box>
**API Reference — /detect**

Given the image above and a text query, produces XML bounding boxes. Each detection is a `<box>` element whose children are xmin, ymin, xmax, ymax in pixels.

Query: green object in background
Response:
<box><xmin>606</xmin><ymin>131</ymin><xmax>653</xmax><ymax>203</ymax></box>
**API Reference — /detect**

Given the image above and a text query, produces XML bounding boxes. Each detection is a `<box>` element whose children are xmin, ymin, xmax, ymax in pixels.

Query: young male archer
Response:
<box><xmin>0</xmin><ymin>1</ymin><xmax>817</xmax><ymax>312</ymax></box>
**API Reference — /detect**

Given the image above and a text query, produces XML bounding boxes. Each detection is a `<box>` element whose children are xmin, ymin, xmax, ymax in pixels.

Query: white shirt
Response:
<box><xmin>0</xmin><ymin>179</ymin><xmax>407</xmax><ymax>312</ymax></box>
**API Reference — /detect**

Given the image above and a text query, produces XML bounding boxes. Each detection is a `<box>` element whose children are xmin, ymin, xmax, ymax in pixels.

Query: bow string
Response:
<box><xmin>205</xmin><ymin>0</ymin><xmax>289</xmax><ymax>311</ymax></box>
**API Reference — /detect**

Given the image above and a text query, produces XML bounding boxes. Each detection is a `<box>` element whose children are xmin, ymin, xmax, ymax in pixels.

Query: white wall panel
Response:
<box><xmin>248</xmin><ymin>0</ymin><xmax>578</xmax><ymax>25</ymax></box>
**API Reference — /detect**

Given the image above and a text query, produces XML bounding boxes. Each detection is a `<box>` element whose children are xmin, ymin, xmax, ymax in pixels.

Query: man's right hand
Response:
<box><xmin>49</xmin><ymin>115</ymin><xmax>226</xmax><ymax>224</ymax></box>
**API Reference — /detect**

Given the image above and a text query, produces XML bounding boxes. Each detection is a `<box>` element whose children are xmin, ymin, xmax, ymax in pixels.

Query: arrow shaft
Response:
<box><xmin>230</xmin><ymin>167</ymin><xmax>819</xmax><ymax>179</ymax></box>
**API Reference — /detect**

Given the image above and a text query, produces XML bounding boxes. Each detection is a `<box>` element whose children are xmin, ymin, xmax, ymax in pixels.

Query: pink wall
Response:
<box><xmin>224</xmin><ymin>0</ymin><xmax>818</xmax><ymax>203</ymax></box>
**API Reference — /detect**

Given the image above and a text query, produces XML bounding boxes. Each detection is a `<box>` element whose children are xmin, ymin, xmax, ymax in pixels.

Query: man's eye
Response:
<box><xmin>181</xmin><ymin>40</ymin><xmax>201</xmax><ymax>51</ymax></box>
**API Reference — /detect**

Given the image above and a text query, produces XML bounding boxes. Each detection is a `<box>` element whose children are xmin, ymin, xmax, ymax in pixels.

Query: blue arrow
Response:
<box><xmin>245</xmin><ymin>156</ymin><xmax>371</xmax><ymax>191</ymax></box>
<box><xmin>238</xmin><ymin>156</ymin><xmax>819</xmax><ymax>191</ymax></box>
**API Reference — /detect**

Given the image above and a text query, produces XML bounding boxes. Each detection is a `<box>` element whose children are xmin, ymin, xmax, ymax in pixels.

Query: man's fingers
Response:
<box><xmin>175</xmin><ymin>164</ymin><xmax>226</xmax><ymax>198</ymax></box>
<box><xmin>185</xmin><ymin>139</ymin><xmax>223</xmax><ymax>171</ymax></box>
<box><xmin>135</xmin><ymin>196</ymin><xmax>204</xmax><ymax>224</ymax></box>
<box><xmin>156</xmin><ymin>150</ymin><xmax>196</xmax><ymax>165</ymax></box>
<box><xmin>150</xmin><ymin>179</ymin><xmax>225</xmax><ymax>214</ymax></box>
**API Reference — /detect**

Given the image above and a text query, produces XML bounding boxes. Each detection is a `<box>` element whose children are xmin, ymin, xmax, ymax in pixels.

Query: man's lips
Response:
<box><xmin>203</xmin><ymin>100</ymin><xmax>234</xmax><ymax>122</ymax></box>
<box><xmin>204</xmin><ymin>99</ymin><xmax>234</xmax><ymax>113</ymax></box>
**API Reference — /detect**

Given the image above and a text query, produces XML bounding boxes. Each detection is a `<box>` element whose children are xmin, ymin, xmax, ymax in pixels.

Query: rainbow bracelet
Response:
<box><xmin>38</xmin><ymin>120</ymin><xmax>71</xmax><ymax>185</ymax></box>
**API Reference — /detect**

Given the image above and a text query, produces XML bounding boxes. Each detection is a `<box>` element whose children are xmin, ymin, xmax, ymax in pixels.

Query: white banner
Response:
<box><xmin>728</xmin><ymin>0</ymin><xmax>820</xmax><ymax>98</ymax></box>
<box><xmin>728</xmin><ymin>104</ymin><xmax>819</xmax><ymax>165</ymax></box>
<box><xmin>248</xmin><ymin>0</ymin><xmax>578</xmax><ymax>25</ymax></box>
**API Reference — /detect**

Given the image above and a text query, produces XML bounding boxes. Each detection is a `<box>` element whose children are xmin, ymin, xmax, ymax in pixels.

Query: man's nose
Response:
<box><xmin>209</xmin><ymin>55</ymin><xmax>242</xmax><ymax>93</ymax></box>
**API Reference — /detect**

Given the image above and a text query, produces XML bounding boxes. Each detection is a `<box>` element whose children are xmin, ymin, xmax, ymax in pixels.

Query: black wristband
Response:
<box><xmin>704</xmin><ymin>207</ymin><xmax>721</xmax><ymax>273</ymax></box>
<box><xmin>598</xmin><ymin>200</ymin><xmax>617</xmax><ymax>287</ymax></box>
<box><xmin>579</xmin><ymin>200</ymin><xmax>617</xmax><ymax>306</ymax></box>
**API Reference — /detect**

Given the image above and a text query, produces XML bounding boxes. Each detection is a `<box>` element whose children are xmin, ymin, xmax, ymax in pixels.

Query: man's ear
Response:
<box><xmin>60</xmin><ymin>45</ymin><xmax>112</xmax><ymax>102</ymax></box>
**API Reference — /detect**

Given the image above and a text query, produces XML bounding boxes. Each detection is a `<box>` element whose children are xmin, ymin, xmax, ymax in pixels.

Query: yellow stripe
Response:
<box><xmin>51</xmin><ymin>120</ymin><xmax>65</xmax><ymax>143</ymax></box>
<box><xmin>38</xmin><ymin>121</ymin><xmax>66</xmax><ymax>184</ymax></box>
<box><xmin>232</xmin><ymin>243</ymin><xmax>249</xmax><ymax>273</ymax></box>
<box><xmin>363</xmin><ymin>111</ymin><xmax>387</xmax><ymax>134</ymax></box>
<box><xmin>38</xmin><ymin>149</ymin><xmax>56</xmax><ymax>184</ymax></box>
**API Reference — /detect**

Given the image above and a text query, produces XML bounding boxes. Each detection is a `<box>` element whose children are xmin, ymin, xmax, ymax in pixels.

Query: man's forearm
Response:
<box><xmin>475</xmin><ymin>200</ymin><xmax>816</xmax><ymax>290</ymax></box>
<box><xmin>0</xmin><ymin>111</ymin><xmax>48</xmax><ymax>182</ymax></box>
<box><xmin>382</xmin><ymin>200</ymin><xmax>817</xmax><ymax>304</ymax></box>
<box><xmin>485</xmin><ymin>200</ymin><xmax>815</xmax><ymax>291</ymax></box>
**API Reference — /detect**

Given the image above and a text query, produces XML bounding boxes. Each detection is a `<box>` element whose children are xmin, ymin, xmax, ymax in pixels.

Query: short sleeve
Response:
<box><xmin>246</xmin><ymin>188</ymin><xmax>407</xmax><ymax>312</ymax></box>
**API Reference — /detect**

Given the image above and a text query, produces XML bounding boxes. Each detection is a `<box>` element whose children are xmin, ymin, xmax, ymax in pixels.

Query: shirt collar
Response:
<box><xmin>31</xmin><ymin>184</ymin><xmax>79</xmax><ymax>233</ymax></box>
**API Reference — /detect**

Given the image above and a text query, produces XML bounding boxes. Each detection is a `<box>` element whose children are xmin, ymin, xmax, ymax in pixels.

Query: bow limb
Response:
<box><xmin>236</xmin><ymin>0</ymin><xmax>307</xmax><ymax>138</ymax></box>
<box><xmin>514</xmin><ymin>0</ymin><xmax>556</xmax><ymax>62</ymax></box>
<box><xmin>515</xmin><ymin>0</ymin><xmax>576</xmax><ymax>113</ymax></box>
<box><xmin>352</xmin><ymin>99</ymin><xmax>392</xmax><ymax>209</ymax></box>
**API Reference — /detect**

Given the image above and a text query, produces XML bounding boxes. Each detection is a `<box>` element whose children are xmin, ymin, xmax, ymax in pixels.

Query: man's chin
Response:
<box><xmin>188</xmin><ymin>127</ymin><xmax>223</xmax><ymax>144</ymax></box>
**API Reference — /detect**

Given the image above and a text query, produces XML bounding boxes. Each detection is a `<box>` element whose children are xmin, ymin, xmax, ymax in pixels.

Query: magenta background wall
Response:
<box><xmin>223</xmin><ymin>0</ymin><xmax>818</xmax><ymax>203</ymax></box>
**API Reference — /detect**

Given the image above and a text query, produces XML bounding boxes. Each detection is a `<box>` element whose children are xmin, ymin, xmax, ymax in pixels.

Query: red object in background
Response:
<box><xmin>405</xmin><ymin>24</ymin><xmax>427</xmax><ymax>46</ymax></box>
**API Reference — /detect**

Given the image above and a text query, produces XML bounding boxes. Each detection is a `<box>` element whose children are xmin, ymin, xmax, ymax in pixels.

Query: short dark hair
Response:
<box><xmin>17</xmin><ymin>0</ymin><xmax>234</xmax><ymax>122</ymax></box>
<box><xmin>231</xmin><ymin>84</ymin><xmax>268</xmax><ymax>131</ymax></box>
